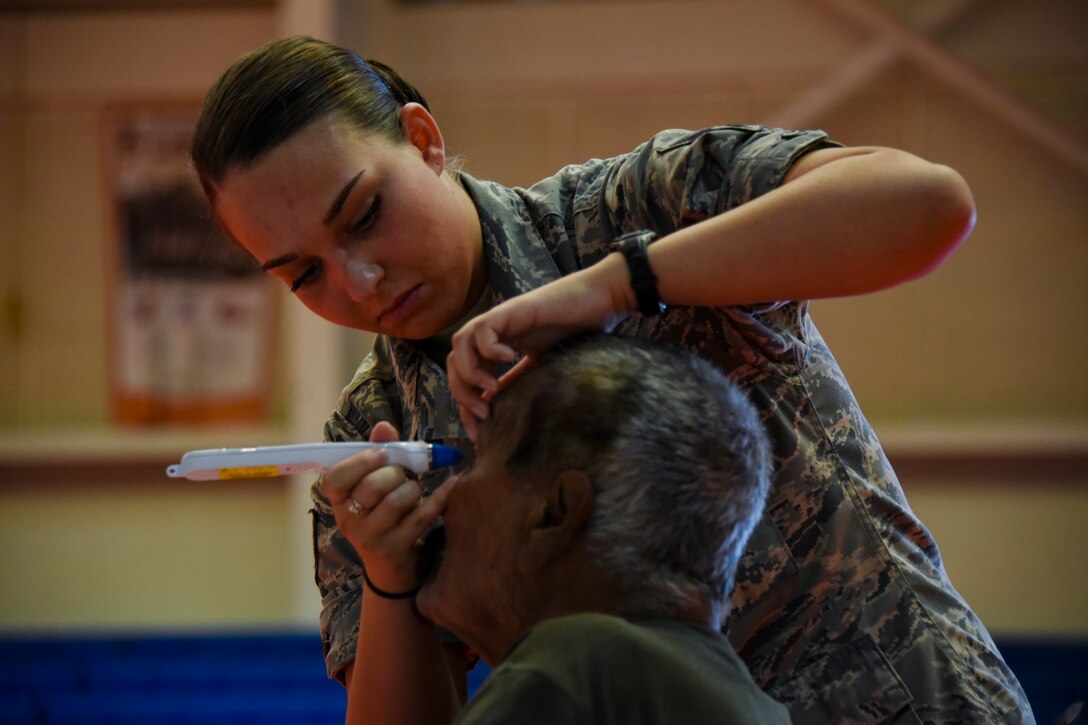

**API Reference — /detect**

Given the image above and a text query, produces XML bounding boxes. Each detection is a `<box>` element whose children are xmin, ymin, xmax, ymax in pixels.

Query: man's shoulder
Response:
<box><xmin>526</xmin><ymin>611</ymin><xmax>630</xmax><ymax>638</ymax></box>
<box><xmin>512</xmin><ymin>613</ymin><xmax>729</xmax><ymax>672</ymax></box>
<box><xmin>486</xmin><ymin>614</ymin><xmax>790</xmax><ymax>723</ymax></box>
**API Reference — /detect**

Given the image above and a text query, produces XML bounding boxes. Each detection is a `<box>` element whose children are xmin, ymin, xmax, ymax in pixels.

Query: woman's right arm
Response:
<box><xmin>321</xmin><ymin>422</ymin><xmax>461</xmax><ymax>725</ymax></box>
<box><xmin>341</xmin><ymin>596</ymin><xmax>461</xmax><ymax>724</ymax></box>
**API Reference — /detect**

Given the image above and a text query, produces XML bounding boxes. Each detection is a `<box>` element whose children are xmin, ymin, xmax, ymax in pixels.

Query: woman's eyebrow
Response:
<box><xmin>323</xmin><ymin>170</ymin><xmax>366</xmax><ymax>226</ymax></box>
<box><xmin>260</xmin><ymin>253</ymin><xmax>298</xmax><ymax>271</ymax></box>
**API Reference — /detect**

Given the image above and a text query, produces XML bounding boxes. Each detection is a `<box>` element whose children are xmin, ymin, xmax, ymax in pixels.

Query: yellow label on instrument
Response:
<box><xmin>218</xmin><ymin>466</ymin><xmax>278</xmax><ymax>479</ymax></box>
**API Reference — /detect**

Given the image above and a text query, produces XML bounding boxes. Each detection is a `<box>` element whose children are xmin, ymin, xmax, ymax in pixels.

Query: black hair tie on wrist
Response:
<box><xmin>361</xmin><ymin>567</ymin><xmax>421</xmax><ymax>600</ymax></box>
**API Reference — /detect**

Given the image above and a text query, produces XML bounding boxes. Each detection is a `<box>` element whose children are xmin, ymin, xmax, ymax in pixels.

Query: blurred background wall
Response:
<box><xmin>0</xmin><ymin>0</ymin><xmax>1085</xmax><ymax>644</ymax></box>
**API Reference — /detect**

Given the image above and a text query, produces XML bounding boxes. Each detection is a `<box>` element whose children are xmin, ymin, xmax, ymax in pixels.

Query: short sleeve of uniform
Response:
<box><xmin>565</xmin><ymin>125</ymin><xmax>839</xmax><ymax>371</ymax></box>
<box><xmin>311</xmin><ymin>338</ymin><xmax>402</xmax><ymax>683</ymax></box>
<box><xmin>597</xmin><ymin>125</ymin><xmax>839</xmax><ymax>235</ymax></box>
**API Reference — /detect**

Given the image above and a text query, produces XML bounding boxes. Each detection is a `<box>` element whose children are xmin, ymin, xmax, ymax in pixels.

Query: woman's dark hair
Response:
<box><xmin>190</xmin><ymin>36</ymin><xmax>430</xmax><ymax>203</ymax></box>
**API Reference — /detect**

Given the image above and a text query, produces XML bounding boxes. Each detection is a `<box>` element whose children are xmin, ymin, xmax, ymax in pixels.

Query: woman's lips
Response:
<box><xmin>378</xmin><ymin>284</ymin><xmax>422</xmax><ymax>327</ymax></box>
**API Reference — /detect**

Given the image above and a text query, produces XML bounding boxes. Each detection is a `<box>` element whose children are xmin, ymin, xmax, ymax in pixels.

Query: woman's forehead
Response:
<box><xmin>227</xmin><ymin>117</ymin><xmax>388</xmax><ymax>186</ymax></box>
<box><xmin>215</xmin><ymin>126</ymin><xmax>382</xmax><ymax>233</ymax></box>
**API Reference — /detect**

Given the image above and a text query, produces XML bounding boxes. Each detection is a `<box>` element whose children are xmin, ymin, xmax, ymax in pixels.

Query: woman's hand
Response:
<box><xmin>321</xmin><ymin>421</ymin><xmax>454</xmax><ymax>593</ymax></box>
<box><xmin>448</xmin><ymin>254</ymin><xmax>635</xmax><ymax>439</ymax></box>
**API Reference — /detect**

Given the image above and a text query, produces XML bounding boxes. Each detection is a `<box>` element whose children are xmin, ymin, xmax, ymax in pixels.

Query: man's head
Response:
<box><xmin>416</xmin><ymin>335</ymin><xmax>772</xmax><ymax>664</ymax></box>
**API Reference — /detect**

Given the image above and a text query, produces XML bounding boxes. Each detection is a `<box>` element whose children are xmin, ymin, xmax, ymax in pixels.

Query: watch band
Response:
<box><xmin>611</xmin><ymin>230</ymin><xmax>664</xmax><ymax>317</ymax></box>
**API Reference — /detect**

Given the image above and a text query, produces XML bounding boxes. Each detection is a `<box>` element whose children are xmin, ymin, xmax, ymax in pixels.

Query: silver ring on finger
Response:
<box><xmin>347</xmin><ymin>498</ymin><xmax>370</xmax><ymax>516</ymax></box>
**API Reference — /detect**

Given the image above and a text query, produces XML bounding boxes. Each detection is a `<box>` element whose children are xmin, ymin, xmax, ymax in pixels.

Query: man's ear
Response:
<box><xmin>399</xmin><ymin>102</ymin><xmax>445</xmax><ymax>174</ymax></box>
<box><xmin>522</xmin><ymin>470</ymin><xmax>594</xmax><ymax>571</ymax></box>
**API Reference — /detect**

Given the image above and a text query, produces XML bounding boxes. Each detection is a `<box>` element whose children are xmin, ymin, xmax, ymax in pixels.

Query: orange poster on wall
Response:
<box><xmin>103</xmin><ymin>104</ymin><xmax>278</xmax><ymax>426</ymax></box>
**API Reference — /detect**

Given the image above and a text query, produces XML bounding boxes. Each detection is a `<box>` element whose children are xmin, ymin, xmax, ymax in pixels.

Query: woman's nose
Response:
<box><xmin>341</xmin><ymin>257</ymin><xmax>384</xmax><ymax>301</ymax></box>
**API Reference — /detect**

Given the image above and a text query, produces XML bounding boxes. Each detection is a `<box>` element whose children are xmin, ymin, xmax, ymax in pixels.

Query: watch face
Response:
<box><xmin>613</xmin><ymin>230</ymin><xmax>656</xmax><ymax>255</ymax></box>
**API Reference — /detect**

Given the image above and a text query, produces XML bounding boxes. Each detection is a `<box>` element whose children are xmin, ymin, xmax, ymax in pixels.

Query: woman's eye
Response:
<box><xmin>289</xmin><ymin>264</ymin><xmax>321</xmax><ymax>293</ymax></box>
<box><xmin>350</xmin><ymin>195</ymin><xmax>382</xmax><ymax>235</ymax></box>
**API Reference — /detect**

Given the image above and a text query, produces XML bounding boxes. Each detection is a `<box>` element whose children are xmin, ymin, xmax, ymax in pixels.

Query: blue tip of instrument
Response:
<box><xmin>431</xmin><ymin>444</ymin><xmax>465</xmax><ymax>470</ymax></box>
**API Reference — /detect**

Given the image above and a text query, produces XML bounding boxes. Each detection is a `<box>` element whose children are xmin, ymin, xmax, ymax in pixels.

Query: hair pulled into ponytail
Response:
<box><xmin>191</xmin><ymin>36</ymin><xmax>431</xmax><ymax>202</ymax></box>
<box><xmin>365</xmin><ymin>58</ymin><xmax>431</xmax><ymax>112</ymax></box>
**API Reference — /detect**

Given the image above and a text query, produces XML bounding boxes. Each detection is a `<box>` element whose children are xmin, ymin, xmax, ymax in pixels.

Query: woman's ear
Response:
<box><xmin>521</xmin><ymin>470</ymin><xmax>594</xmax><ymax>572</ymax></box>
<box><xmin>399</xmin><ymin>102</ymin><xmax>445</xmax><ymax>174</ymax></box>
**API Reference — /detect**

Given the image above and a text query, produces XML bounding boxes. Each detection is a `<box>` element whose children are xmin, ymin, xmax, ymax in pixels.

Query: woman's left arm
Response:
<box><xmin>448</xmin><ymin>146</ymin><xmax>975</xmax><ymax>430</ymax></box>
<box><xmin>649</xmin><ymin>146</ymin><xmax>975</xmax><ymax>307</ymax></box>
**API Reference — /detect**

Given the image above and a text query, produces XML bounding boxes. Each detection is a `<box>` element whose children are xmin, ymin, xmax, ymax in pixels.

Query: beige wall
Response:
<box><xmin>0</xmin><ymin>1</ymin><xmax>1085</xmax><ymax>634</ymax></box>
<box><xmin>0</xmin><ymin>8</ymin><xmax>299</xmax><ymax>629</ymax></box>
<box><xmin>0</xmin><ymin>458</ymin><xmax>295</xmax><ymax>629</ymax></box>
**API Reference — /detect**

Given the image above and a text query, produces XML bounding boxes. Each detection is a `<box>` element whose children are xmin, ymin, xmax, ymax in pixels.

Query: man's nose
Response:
<box><xmin>341</xmin><ymin>257</ymin><xmax>384</xmax><ymax>301</ymax></box>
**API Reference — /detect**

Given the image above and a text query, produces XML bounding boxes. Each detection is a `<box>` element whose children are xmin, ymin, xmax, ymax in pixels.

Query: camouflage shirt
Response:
<box><xmin>314</xmin><ymin>125</ymin><xmax>1033</xmax><ymax>723</ymax></box>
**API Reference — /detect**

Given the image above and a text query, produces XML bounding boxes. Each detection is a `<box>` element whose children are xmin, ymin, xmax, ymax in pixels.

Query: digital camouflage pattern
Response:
<box><xmin>313</xmin><ymin>125</ymin><xmax>1034</xmax><ymax>723</ymax></box>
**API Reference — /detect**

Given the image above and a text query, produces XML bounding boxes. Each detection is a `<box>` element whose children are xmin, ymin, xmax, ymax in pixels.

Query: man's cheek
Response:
<box><xmin>416</xmin><ymin>523</ymin><xmax>447</xmax><ymax>582</ymax></box>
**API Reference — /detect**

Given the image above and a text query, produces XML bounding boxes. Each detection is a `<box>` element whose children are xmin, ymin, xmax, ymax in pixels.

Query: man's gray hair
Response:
<box><xmin>487</xmin><ymin>335</ymin><xmax>772</xmax><ymax>623</ymax></box>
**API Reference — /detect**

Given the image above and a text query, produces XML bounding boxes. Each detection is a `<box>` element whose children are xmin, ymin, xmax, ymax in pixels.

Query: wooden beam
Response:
<box><xmin>771</xmin><ymin>0</ymin><xmax>983</xmax><ymax>129</ymax></box>
<box><xmin>0</xmin><ymin>0</ymin><xmax>273</xmax><ymax>12</ymax></box>
<box><xmin>776</xmin><ymin>0</ymin><xmax>1088</xmax><ymax>177</ymax></box>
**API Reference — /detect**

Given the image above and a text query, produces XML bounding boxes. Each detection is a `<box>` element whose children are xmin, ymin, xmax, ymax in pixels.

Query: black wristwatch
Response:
<box><xmin>610</xmin><ymin>230</ymin><xmax>665</xmax><ymax>317</ymax></box>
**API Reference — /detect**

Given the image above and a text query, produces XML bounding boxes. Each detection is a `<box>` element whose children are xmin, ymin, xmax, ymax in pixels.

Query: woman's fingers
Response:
<box><xmin>333</xmin><ymin>448</ymin><xmax>455</xmax><ymax>546</ymax></box>
<box><xmin>448</xmin><ymin>312</ymin><xmax>527</xmax><ymax>435</ymax></box>
<box><xmin>448</xmin><ymin>270</ymin><xmax>623</xmax><ymax>436</ymax></box>
<box><xmin>446</xmin><ymin>347</ymin><xmax>490</xmax><ymax>422</ymax></box>
<box><xmin>454</xmin><ymin>356</ymin><xmax>537</xmax><ymax>440</ymax></box>
<box><xmin>346</xmin><ymin>461</ymin><xmax>412</xmax><ymax>514</ymax></box>
<box><xmin>385</xmin><ymin>474</ymin><xmax>455</xmax><ymax>547</ymax></box>
<box><xmin>320</xmin><ymin>422</ymin><xmax>457</xmax><ymax>589</ymax></box>
<box><xmin>321</xmin><ymin>447</ymin><xmax>390</xmax><ymax>506</ymax></box>
<box><xmin>369</xmin><ymin>420</ymin><xmax>400</xmax><ymax>443</ymax></box>
<box><xmin>355</xmin><ymin>475</ymin><xmax>456</xmax><ymax>591</ymax></box>
<box><xmin>321</xmin><ymin>421</ymin><xmax>404</xmax><ymax>507</ymax></box>
<box><xmin>330</xmin><ymin>461</ymin><xmax>430</xmax><ymax>561</ymax></box>
<box><xmin>448</xmin><ymin>328</ymin><xmax>506</xmax><ymax>397</ymax></box>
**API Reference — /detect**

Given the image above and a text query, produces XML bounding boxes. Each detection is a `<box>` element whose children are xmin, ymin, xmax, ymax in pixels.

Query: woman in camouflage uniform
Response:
<box><xmin>192</xmin><ymin>36</ymin><xmax>1033</xmax><ymax>725</ymax></box>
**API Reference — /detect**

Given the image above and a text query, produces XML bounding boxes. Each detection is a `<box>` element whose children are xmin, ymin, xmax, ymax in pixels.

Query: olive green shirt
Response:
<box><xmin>456</xmin><ymin>613</ymin><xmax>790</xmax><ymax>725</ymax></box>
